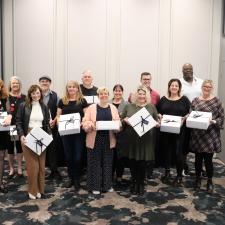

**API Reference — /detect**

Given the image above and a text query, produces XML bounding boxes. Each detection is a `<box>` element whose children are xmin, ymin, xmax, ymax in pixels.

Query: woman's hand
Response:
<box><xmin>20</xmin><ymin>135</ymin><xmax>27</xmax><ymax>145</ymax></box>
<box><xmin>123</xmin><ymin>117</ymin><xmax>131</xmax><ymax>126</ymax></box>
<box><xmin>210</xmin><ymin>119</ymin><xmax>217</xmax><ymax>125</ymax></box>
<box><xmin>49</xmin><ymin>118</ymin><xmax>56</xmax><ymax>129</ymax></box>
<box><xmin>3</xmin><ymin>115</ymin><xmax>12</xmax><ymax>126</ymax></box>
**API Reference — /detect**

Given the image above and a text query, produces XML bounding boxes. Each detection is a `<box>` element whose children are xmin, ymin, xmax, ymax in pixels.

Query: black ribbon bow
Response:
<box><xmin>193</xmin><ymin>113</ymin><xmax>203</xmax><ymax>118</ymax></box>
<box><xmin>64</xmin><ymin>116</ymin><xmax>75</xmax><ymax>130</ymax></box>
<box><xmin>163</xmin><ymin>119</ymin><xmax>178</xmax><ymax>123</ymax></box>
<box><xmin>30</xmin><ymin>133</ymin><xmax>47</xmax><ymax>154</ymax></box>
<box><xmin>133</xmin><ymin>115</ymin><xmax>150</xmax><ymax>133</ymax></box>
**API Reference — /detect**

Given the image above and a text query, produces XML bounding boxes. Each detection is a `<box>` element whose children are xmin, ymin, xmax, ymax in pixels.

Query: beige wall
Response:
<box><xmin>2</xmin><ymin>0</ymin><xmax>222</xmax><ymax>100</ymax></box>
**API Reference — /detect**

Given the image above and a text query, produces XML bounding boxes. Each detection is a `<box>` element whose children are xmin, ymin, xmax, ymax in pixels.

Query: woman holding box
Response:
<box><xmin>16</xmin><ymin>85</ymin><xmax>50</xmax><ymax>199</ymax></box>
<box><xmin>121</xmin><ymin>85</ymin><xmax>158</xmax><ymax>195</ymax></box>
<box><xmin>190</xmin><ymin>80</ymin><xmax>224</xmax><ymax>193</ymax></box>
<box><xmin>0</xmin><ymin>79</ymin><xmax>12</xmax><ymax>193</ymax></box>
<box><xmin>57</xmin><ymin>80</ymin><xmax>88</xmax><ymax>192</ymax></box>
<box><xmin>82</xmin><ymin>87</ymin><xmax>120</xmax><ymax>196</ymax></box>
<box><xmin>8</xmin><ymin>76</ymin><xmax>26</xmax><ymax>178</ymax></box>
<box><xmin>157</xmin><ymin>79</ymin><xmax>190</xmax><ymax>186</ymax></box>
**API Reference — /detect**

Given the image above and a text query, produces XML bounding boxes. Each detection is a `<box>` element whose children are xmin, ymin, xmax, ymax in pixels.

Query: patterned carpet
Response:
<box><xmin>1</xmin><ymin>155</ymin><xmax>225</xmax><ymax>225</ymax></box>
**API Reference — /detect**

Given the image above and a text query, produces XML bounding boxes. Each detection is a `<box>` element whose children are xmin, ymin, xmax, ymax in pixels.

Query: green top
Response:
<box><xmin>120</xmin><ymin>103</ymin><xmax>158</xmax><ymax>161</ymax></box>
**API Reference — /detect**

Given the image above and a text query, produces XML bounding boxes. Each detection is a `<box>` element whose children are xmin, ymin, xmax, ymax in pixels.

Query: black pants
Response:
<box><xmin>195</xmin><ymin>152</ymin><xmax>214</xmax><ymax>179</ymax></box>
<box><xmin>130</xmin><ymin>159</ymin><xmax>146</xmax><ymax>184</ymax></box>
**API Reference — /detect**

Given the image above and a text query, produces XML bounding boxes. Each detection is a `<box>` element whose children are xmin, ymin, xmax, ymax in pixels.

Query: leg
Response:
<box><xmin>22</xmin><ymin>144</ymin><xmax>39</xmax><ymax>196</ymax></box>
<box><xmin>37</xmin><ymin>151</ymin><xmax>46</xmax><ymax>194</ymax></box>
<box><xmin>0</xmin><ymin>150</ymin><xmax>7</xmax><ymax>193</ymax></box>
<box><xmin>129</xmin><ymin>159</ymin><xmax>137</xmax><ymax>194</ymax></box>
<box><xmin>203</xmin><ymin>152</ymin><xmax>214</xmax><ymax>193</ymax></box>
<box><xmin>7</xmin><ymin>141</ymin><xmax>15</xmax><ymax>177</ymax></box>
<box><xmin>15</xmin><ymin>140</ymin><xmax>23</xmax><ymax>176</ymax></box>
<box><xmin>136</xmin><ymin>160</ymin><xmax>146</xmax><ymax>195</ymax></box>
<box><xmin>195</xmin><ymin>152</ymin><xmax>203</xmax><ymax>189</ymax></box>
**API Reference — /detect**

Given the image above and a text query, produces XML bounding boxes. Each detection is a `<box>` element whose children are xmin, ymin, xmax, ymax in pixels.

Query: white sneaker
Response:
<box><xmin>36</xmin><ymin>193</ymin><xmax>41</xmax><ymax>199</ymax></box>
<box><xmin>108</xmin><ymin>187</ymin><xmax>114</xmax><ymax>193</ymax></box>
<box><xmin>28</xmin><ymin>193</ymin><xmax>36</xmax><ymax>200</ymax></box>
<box><xmin>92</xmin><ymin>190</ymin><xmax>100</xmax><ymax>195</ymax></box>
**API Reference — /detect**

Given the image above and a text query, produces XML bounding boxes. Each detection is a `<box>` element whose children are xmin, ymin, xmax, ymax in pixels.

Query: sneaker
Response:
<box><xmin>28</xmin><ymin>193</ymin><xmax>36</xmax><ymax>200</ymax></box>
<box><xmin>92</xmin><ymin>190</ymin><xmax>100</xmax><ymax>195</ymax></box>
<box><xmin>36</xmin><ymin>193</ymin><xmax>41</xmax><ymax>199</ymax></box>
<box><xmin>108</xmin><ymin>187</ymin><xmax>114</xmax><ymax>193</ymax></box>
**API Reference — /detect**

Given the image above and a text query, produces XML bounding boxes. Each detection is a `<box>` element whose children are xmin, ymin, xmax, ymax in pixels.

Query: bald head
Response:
<box><xmin>82</xmin><ymin>69</ymin><xmax>93</xmax><ymax>88</ymax></box>
<box><xmin>182</xmin><ymin>63</ymin><xmax>193</xmax><ymax>83</ymax></box>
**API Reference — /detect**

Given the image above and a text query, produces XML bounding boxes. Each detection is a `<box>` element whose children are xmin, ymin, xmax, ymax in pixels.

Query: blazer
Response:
<box><xmin>82</xmin><ymin>103</ymin><xmax>120</xmax><ymax>149</ymax></box>
<box><xmin>16</xmin><ymin>102</ymin><xmax>51</xmax><ymax>137</ymax></box>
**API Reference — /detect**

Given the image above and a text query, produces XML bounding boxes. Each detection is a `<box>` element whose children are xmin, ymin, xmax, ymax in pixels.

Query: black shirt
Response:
<box><xmin>80</xmin><ymin>84</ymin><xmax>98</xmax><ymax>96</ymax></box>
<box><xmin>58</xmin><ymin>99</ymin><xmax>88</xmax><ymax>118</ymax></box>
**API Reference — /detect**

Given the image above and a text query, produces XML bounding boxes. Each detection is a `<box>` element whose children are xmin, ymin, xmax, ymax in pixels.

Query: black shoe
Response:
<box><xmin>161</xmin><ymin>170</ymin><xmax>171</xmax><ymax>184</ymax></box>
<box><xmin>74</xmin><ymin>181</ymin><xmax>80</xmax><ymax>192</ymax></box>
<box><xmin>0</xmin><ymin>186</ymin><xmax>8</xmax><ymax>193</ymax></box>
<box><xmin>54</xmin><ymin>171</ymin><xmax>62</xmax><ymax>181</ymax></box>
<box><xmin>64</xmin><ymin>179</ymin><xmax>74</xmax><ymax>188</ymax></box>
<box><xmin>195</xmin><ymin>177</ymin><xmax>201</xmax><ymax>190</ymax></box>
<box><xmin>173</xmin><ymin>176</ymin><xmax>183</xmax><ymax>187</ymax></box>
<box><xmin>207</xmin><ymin>179</ymin><xmax>214</xmax><ymax>194</ymax></box>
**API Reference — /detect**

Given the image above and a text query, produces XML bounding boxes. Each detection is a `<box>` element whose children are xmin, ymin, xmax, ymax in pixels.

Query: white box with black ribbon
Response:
<box><xmin>10</xmin><ymin>125</ymin><xmax>19</xmax><ymax>141</ymax></box>
<box><xmin>96</xmin><ymin>121</ymin><xmax>120</xmax><ymax>131</ymax></box>
<box><xmin>84</xmin><ymin>96</ymin><xmax>99</xmax><ymax>104</ymax></box>
<box><xmin>58</xmin><ymin>113</ymin><xmax>81</xmax><ymax>136</ymax></box>
<box><xmin>0</xmin><ymin>111</ymin><xmax>10</xmax><ymax>131</ymax></box>
<box><xmin>128</xmin><ymin>107</ymin><xmax>157</xmax><ymax>137</ymax></box>
<box><xmin>25</xmin><ymin>127</ymin><xmax>53</xmax><ymax>155</ymax></box>
<box><xmin>186</xmin><ymin>111</ymin><xmax>212</xmax><ymax>130</ymax></box>
<box><xmin>160</xmin><ymin>115</ymin><xmax>182</xmax><ymax>134</ymax></box>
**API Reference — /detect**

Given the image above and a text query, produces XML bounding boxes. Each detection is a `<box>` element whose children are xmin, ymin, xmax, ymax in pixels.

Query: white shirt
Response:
<box><xmin>180</xmin><ymin>76</ymin><xmax>203</xmax><ymax>102</ymax></box>
<box><xmin>28</xmin><ymin>101</ymin><xmax>43</xmax><ymax>128</ymax></box>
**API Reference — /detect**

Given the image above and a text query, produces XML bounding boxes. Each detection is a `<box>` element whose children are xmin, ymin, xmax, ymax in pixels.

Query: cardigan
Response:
<box><xmin>82</xmin><ymin>103</ymin><xmax>120</xmax><ymax>149</ymax></box>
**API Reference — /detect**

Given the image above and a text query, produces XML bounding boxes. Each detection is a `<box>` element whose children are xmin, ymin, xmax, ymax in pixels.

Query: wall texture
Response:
<box><xmin>2</xmin><ymin>0</ymin><xmax>222</xmax><ymax>99</ymax></box>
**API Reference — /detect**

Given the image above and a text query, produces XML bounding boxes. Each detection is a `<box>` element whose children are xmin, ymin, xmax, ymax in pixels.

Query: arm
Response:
<box><xmin>82</xmin><ymin>105</ymin><xmax>95</xmax><ymax>132</ymax></box>
<box><xmin>15</xmin><ymin>103</ymin><xmax>26</xmax><ymax>144</ymax></box>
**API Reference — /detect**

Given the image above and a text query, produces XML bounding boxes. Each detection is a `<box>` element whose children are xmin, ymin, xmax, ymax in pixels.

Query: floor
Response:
<box><xmin>1</xmin><ymin>155</ymin><xmax>225</xmax><ymax>225</ymax></box>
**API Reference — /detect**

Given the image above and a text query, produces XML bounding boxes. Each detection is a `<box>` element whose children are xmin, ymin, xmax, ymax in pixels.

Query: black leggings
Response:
<box><xmin>195</xmin><ymin>152</ymin><xmax>214</xmax><ymax>179</ymax></box>
<box><xmin>130</xmin><ymin>159</ymin><xmax>146</xmax><ymax>184</ymax></box>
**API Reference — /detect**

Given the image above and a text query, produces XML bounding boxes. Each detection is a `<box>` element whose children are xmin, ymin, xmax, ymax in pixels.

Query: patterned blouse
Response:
<box><xmin>190</xmin><ymin>97</ymin><xmax>224</xmax><ymax>153</ymax></box>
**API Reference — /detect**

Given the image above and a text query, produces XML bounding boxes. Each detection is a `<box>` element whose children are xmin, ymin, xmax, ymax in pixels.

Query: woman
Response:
<box><xmin>190</xmin><ymin>80</ymin><xmax>224</xmax><ymax>193</ymax></box>
<box><xmin>8</xmin><ymin>76</ymin><xmax>26</xmax><ymax>178</ymax></box>
<box><xmin>109</xmin><ymin>84</ymin><xmax>128</xmax><ymax>185</ymax></box>
<box><xmin>16</xmin><ymin>85</ymin><xmax>50</xmax><ymax>199</ymax></box>
<box><xmin>0</xmin><ymin>79</ymin><xmax>12</xmax><ymax>193</ymax></box>
<box><xmin>82</xmin><ymin>87</ymin><xmax>120</xmax><ymax>196</ymax></box>
<box><xmin>157</xmin><ymin>79</ymin><xmax>190</xmax><ymax>186</ymax></box>
<box><xmin>57</xmin><ymin>81</ymin><xmax>88</xmax><ymax>191</ymax></box>
<box><xmin>121</xmin><ymin>85</ymin><xmax>158</xmax><ymax>195</ymax></box>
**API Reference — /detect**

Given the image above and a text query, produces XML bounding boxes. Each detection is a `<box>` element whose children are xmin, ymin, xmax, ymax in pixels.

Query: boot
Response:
<box><xmin>130</xmin><ymin>179</ymin><xmax>136</xmax><ymax>194</ymax></box>
<box><xmin>207</xmin><ymin>178</ymin><xmax>214</xmax><ymax>194</ymax></box>
<box><xmin>195</xmin><ymin>177</ymin><xmax>201</xmax><ymax>190</ymax></box>
<box><xmin>161</xmin><ymin>169</ymin><xmax>171</xmax><ymax>184</ymax></box>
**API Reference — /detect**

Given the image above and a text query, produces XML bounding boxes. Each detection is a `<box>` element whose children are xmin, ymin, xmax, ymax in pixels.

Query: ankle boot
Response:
<box><xmin>207</xmin><ymin>179</ymin><xmax>214</xmax><ymax>194</ymax></box>
<box><xmin>130</xmin><ymin>179</ymin><xmax>136</xmax><ymax>194</ymax></box>
<box><xmin>161</xmin><ymin>169</ymin><xmax>171</xmax><ymax>184</ymax></box>
<box><xmin>195</xmin><ymin>177</ymin><xmax>201</xmax><ymax>190</ymax></box>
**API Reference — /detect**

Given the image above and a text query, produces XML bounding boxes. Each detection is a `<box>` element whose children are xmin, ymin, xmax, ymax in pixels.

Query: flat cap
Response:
<box><xmin>39</xmin><ymin>75</ymin><xmax>52</xmax><ymax>82</ymax></box>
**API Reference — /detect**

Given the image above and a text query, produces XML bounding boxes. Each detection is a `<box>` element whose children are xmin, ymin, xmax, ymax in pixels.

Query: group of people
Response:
<box><xmin>0</xmin><ymin>64</ymin><xmax>224</xmax><ymax>199</ymax></box>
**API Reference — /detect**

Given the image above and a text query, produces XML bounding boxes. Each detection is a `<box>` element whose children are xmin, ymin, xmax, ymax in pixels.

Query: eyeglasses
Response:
<box><xmin>203</xmin><ymin>86</ymin><xmax>212</xmax><ymax>89</ymax></box>
<box><xmin>142</xmin><ymin>78</ymin><xmax>151</xmax><ymax>81</ymax></box>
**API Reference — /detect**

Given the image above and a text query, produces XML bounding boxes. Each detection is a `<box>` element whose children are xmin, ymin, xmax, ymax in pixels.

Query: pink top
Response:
<box><xmin>82</xmin><ymin>103</ymin><xmax>120</xmax><ymax>149</ymax></box>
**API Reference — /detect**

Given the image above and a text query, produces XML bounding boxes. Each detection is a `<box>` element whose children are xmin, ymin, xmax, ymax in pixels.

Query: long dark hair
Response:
<box><xmin>25</xmin><ymin>85</ymin><xmax>43</xmax><ymax>106</ymax></box>
<box><xmin>167</xmin><ymin>79</ymin><xmax>182</xmax><ymax>97</ymax></box>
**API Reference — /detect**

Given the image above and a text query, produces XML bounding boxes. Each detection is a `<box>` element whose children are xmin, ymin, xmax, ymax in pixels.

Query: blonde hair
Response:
<box><xmin>133</xmin><ymin>85</ymin><xmax>151</xmax><ymax>105</ymax></box>
<box><xmin>202</xmin><ymin>79</ymin><xmax>213</xmax><ymax>88</ymax></box>
<box><xmin>97</xmin><ymin>87</ymin><xmax>110</xmax><ymax>96</ymax></box>
<box><xmin>8</xmin><ymin>76</ymin><xmax>22</xmax><ymax>93</ymax></box>
<box><xmin>62</xmin><ymin>80</ymin><xmax>84</xmax><ymax>105</ymax></box>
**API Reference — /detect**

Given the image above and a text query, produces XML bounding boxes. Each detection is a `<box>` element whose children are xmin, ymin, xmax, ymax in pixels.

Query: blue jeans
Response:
<box><xmin>61</xmin><ymin>134</ymin><xmax>82</xmax><ymax>181</ymax></box>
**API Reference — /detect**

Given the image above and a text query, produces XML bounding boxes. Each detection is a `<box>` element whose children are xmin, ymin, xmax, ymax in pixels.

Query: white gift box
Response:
<box><xmin>10</xmin><ymin>125</ymin><xmax>19</xmax><ymax>141</ymax></box>
<box><xmin>25</xmin><ymin>127</ymin><xmax>53</xmax><ymax>155</ymax></box>
<box><xmin>0</xmin><ymin>111</ymin><xmax>10</xmax><ymax>131</ymax></box>
<box><xmin>84</xmin><ymin>96</ymin><xmax>99</xmax><ymax>104</ymax></box>
<box><xmin>160</xmin><ymin>115</ymin><xmax>182</xmax><ymax>134</ymax></box>
<box><xmin>128</xmin><ymin>107</ymin><xmax>157</xmax><ymax>137</ymax></box>
<box><xmin>96</xmin><ymin>121</ymin><xmax>120</xmax><ymax>131</ymax></box>
<box><xmin>58</xmin><ymin>113</ymin><xmax>81</xmax><ymax>136</ymax></box>
<box><xmin>186</xmin><ymin>111</ymin><xmax>212</xmax><ymax>130</ymax></box>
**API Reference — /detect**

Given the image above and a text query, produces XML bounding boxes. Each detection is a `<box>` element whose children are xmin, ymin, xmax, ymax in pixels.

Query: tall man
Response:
<box><xmin>39</xmin><ymin>75</ymin><xmax>62</xmax><ymax>180</ymax></box>
<box><xmin>180</xmin><ymin>63</ymin><xmax>203</xmax><ymax>175</ymax></box>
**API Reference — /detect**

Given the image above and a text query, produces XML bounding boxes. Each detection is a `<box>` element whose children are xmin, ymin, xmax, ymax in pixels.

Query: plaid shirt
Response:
<box><xmin>190</xmin><ymin>97</ymin><xmax>224</xmax><ymax>153</ymax></box>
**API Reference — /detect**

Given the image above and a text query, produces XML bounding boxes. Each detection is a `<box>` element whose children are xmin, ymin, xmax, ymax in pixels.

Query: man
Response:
<box><xmin>129</xmin><ymin>72</ymin><xmax>160</xmax><ymax>180</ymax></box>
<box><xmin>39</xmin><ymin>75</ymin><xmax>62</xmax><ymax>180</ymax></box>
<box><xmin>180</xmin><ymin>63</ymin><xmax>204</xmax><ymax>176</ymax></box>
<box><xmin>80</xmin><ymin>70</ymin><xmax>98</xmax><ymax>97</ymax></box>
